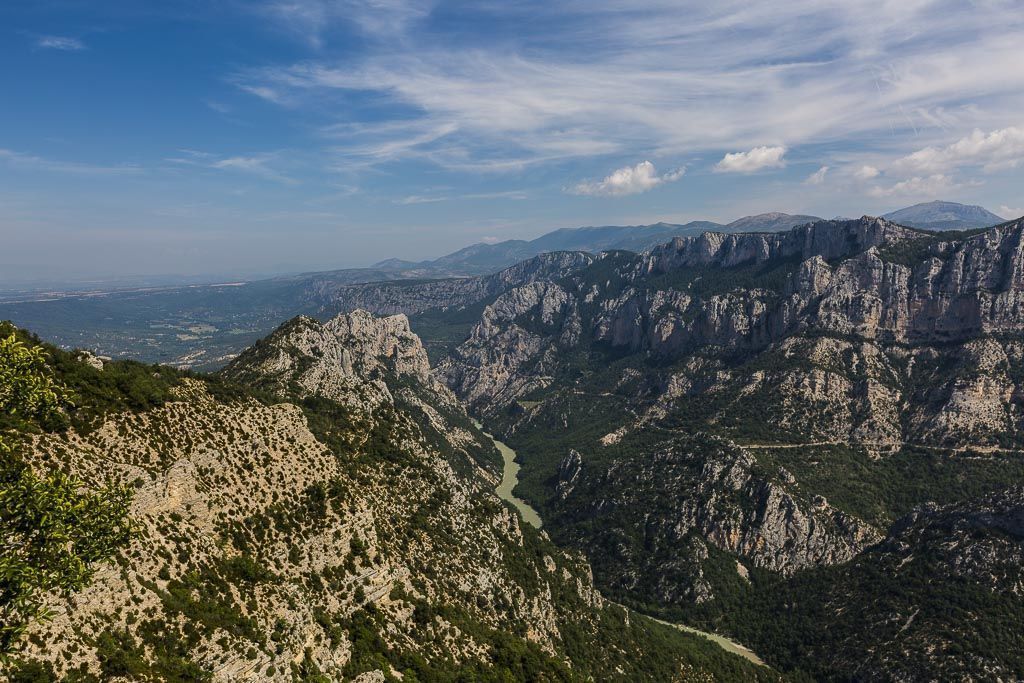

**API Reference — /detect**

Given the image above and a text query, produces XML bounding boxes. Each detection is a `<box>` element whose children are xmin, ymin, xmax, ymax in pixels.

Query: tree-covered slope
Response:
<box><xmin>726</xmin><ymin>488</ymin><xmax>1024</xmax><ymax>681</ymax></box>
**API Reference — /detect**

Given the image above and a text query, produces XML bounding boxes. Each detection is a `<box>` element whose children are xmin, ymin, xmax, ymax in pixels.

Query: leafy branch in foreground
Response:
<box><xmin>0</xmin><ymin>328</ymin><xmax>134</xmax><ymax>657</ymax></box>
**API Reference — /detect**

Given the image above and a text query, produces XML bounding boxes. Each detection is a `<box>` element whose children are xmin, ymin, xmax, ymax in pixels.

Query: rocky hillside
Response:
<box><xmin>729</xmin><ymin>487</ymin><xmax>1024</xmax><ymax>680</ymax></box>
<box><xmin>435</xmin><ymin>215</ymin><xmax>1024</xmax><ymax>679</ymax></box>
<box><xmin>221</xmin><ymin>310</ymin><xmax>501</xmax><ymax>478</ymax></box>
<box><xmin>3</xmin><ymin>317</ymin><xmax>774</xmax><ymax>682</ymax></box>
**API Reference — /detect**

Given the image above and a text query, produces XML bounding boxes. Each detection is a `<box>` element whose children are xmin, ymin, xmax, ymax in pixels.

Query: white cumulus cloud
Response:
<box><xmin>1000</xmin><ymin>205</ymin><xmax>1024</xmax><ymax>219</ymax></box>
<box><xmin>867</xmin><ymin>174</ymin><xmax>960</xmax><ymax>198</ymax></box>
<box><xmin>714</xmin><ymin>146</ymin><xmax>787</xmax><ymax>173</ymax></box>
<box><xmin>894</xmin><ymin>127</ymin><xmax>1024</xmax><ymax>174</ymax></box>
<box><xmin>854</xmin><ymin>165</ymin><xmax>881</xmax><ymax>180</ymax></box>
<box><xmin>569</xmin><ymin>161</ymin><xmax>684</xmax><ymax>197</ymax></box>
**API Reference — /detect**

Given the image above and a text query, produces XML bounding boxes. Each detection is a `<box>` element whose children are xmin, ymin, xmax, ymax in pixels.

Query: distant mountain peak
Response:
<box><xmin>724</xmin><ymin>212</ymin><xmax>824</xmax><ymax>232</ymax></box>
<box><xmin>743</xmin><ymin>211</ymin><xmax>790</xmax><ymax>220</ymax></box>
<box><xmin>882</xmin><ymin>200</ymin><xmax>1005</xmax><ymax>230</ymax></box>
<box><xmin>372</xmin><ymin>257</ymin><xmax>419</xmax><ymax>270</ymax></box>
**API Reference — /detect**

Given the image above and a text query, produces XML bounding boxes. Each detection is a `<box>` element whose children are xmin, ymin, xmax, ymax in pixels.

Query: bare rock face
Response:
<box><xmin>641</xmin><ymin>216</ymin><xmax>921</xmax><ymax>274</ymax></box>
<box><xmin>551</xmin><ymin>434</ymin><xmax>880</xmax><ymax>602</ymax></box>
<box><xmin>224</xmin><ymin>310</ymin><xmax>431</xmax><ymax>404</ymax></box>
<box><xmin>437</xmin><ymin>282</ymin><xmax>578</xmax><ymax>412</ymax></box>
<box><xmin>603</xmin><ymin>217</ymin><xmax>1024</xmax><ymax>354</ymax></box>
<box><xmin>555</xmin><ymin>449</ymin><xmax>583</xmax><ymax>500</ymax></box>
<box><xmin>325</xmin><ymin>309</ymin><xmax>431</xmax><ymax>382</ymax></box>
<box><xmin>441</xmin><ymin>217</ymin><xmax>1024</xmax><ymax>447</ymax></box>
<box><xmin>220</xmin><ymin>309</ymin><xmax>478</xmax><ymax>446</ymax></box>
<box><xmin>222</xmin><ymin>310</ymin><xmax>503</xmax><ymax>481</ymax></box>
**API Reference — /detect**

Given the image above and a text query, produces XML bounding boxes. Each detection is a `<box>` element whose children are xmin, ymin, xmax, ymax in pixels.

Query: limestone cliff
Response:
<box><xmin>440</xmin><ymin>217</ymin><xmax>1024</xmax><ymax>447</ymax></box>
<box><xmin>436</xmin><ymin>216</ymin><xmax>1024</xmax><ymax>633</ymax></box>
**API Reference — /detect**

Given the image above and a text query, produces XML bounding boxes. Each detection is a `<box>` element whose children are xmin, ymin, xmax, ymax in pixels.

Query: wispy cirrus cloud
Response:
<box><xmin>804</xmin><ymin>166</ymin><xmax>829</xmax><ymax>185</ymax></box>
<box><xmin>260</xmin><ymin>0</ymin><xmax>433</xmax><ymax>47</ymax></box>
<box><xmin>394</xmin><ymin>190</ymin><xmax>527</xmax><ymax>205</ymax></box>
<box><xmin>166</xmin><ymin>149</ymin><xmax>298</xmax><ymax>184</ymax></box>
<box><xmin>235</xmin><ymin>83</ymin><xmax>290</xmax><ymax>105</ymax></box>
<box><xmin>36</xmin><ymin>35</ymin><xmax>86</xmax><ymax>51</ymax></box>
<box><xmin>204</xmin><ymin>99</ymin><xmax>232</xmax><ymax>114</ymax></box>
<box><xmin>235</xmin><ymin>0</ymin><xmax>1024</xmax><ymax>182</ymax></box>
<box><xmin>0</xmin><ymin>149</ymin><xmax>139</xmax><ymax>175</ymax></box>
<box><xmin>322</xmin><ymin>120</ymin><xmax>460</xmax><ymax>163</ymax></box>
<box><xmin>569</xmin><ymin>161</ymin><xmax>684</xmax><ymax>197</ymax></box>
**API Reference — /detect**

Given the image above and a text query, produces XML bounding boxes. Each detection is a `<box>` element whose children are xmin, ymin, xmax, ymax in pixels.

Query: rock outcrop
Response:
<box><xmin>546</xmin><ymin>434</ymin><xmax>880</xmax><ymax>611</ymax></box>
<box><xmin>223</xmin><ymin>311</ymin><xmax>430</xmax><ymax>401</ymax></box>
<box><xmin>221</xmin><ymin>310</ymin><xmax>500</xmax><ymax>478</ymax></box>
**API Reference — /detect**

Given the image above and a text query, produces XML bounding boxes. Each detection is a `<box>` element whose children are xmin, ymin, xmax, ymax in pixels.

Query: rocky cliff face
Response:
<box><xmin>223</xmin><ymin>311</ymin><xmax>431</xmax><ymax>404</ymax></box>
<box><xmin>222</xmin><ymin>310</ymin><xmax>504</xmax><ymax>479</ymax></box>
<box><xmin>548</xmin><ymin>434</ymin><xmax>880</xmax><ymax>608</ymax></box>
<box><xmin>7</xmin><ymin>316</ymin><xmax>774</xmax><ymax>682</ymax></box>
<box><xmin>440</xmin><ymin>217</ymin><xmax>1024</xmax><ymax>447</ymax></box>
<box><xmin>582</xmin><ymin>217</ymin><xmax>1024</xmax><ymax>355</ymax></box>
<box><xmin>641</xmin><ymin>216</ymin><xmax>919</xmax><ymax>272</ymax></box>
<box><xmin>435</xmin><ymin>215</ymin><xmax>1024</xmax><ymax>668</ymax></box>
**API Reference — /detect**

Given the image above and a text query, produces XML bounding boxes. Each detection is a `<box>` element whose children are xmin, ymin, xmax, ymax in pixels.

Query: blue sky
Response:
<box><xmin>2</xmin><ymin>1</ymin><xmax>1024</xmax><ymax>284</ymax></box>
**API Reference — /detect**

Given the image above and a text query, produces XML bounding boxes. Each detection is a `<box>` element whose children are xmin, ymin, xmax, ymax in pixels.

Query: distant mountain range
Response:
<box><xmin>881</xmin><ymin>200</ymin><xmax>1008</xmax><ymax>230</ymax></box>
<box><xmin>0</xmin><ymin>201</ymin><xmax>1011</xmax><ymax>370</ymax></box>
<box><xmin>356</xmin><ymin>213</ymin><xmax>822</xmax><ymax>281</ymax></box>
<box><xmin>4</xmin><ymin>203</ymin><xmax>1007</xmax><ymax>298</ymax></box>
<box><xmin>360</xmin><ymin>202</ymin><xmax>1008</xmax><ymax>280</ymax></box>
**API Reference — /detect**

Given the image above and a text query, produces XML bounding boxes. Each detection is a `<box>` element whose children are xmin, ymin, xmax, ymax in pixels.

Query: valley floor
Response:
<box><xmin>481</xmin><ymin>423</ymin><xmax>770</xmax><ymax>670</ymax></box>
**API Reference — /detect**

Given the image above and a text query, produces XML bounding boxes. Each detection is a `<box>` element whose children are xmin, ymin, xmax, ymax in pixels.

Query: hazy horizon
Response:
<box><xmin>2</xmin><ymin>200</ymin><xmax>1016</xmax><ymax>291</ymax></box>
